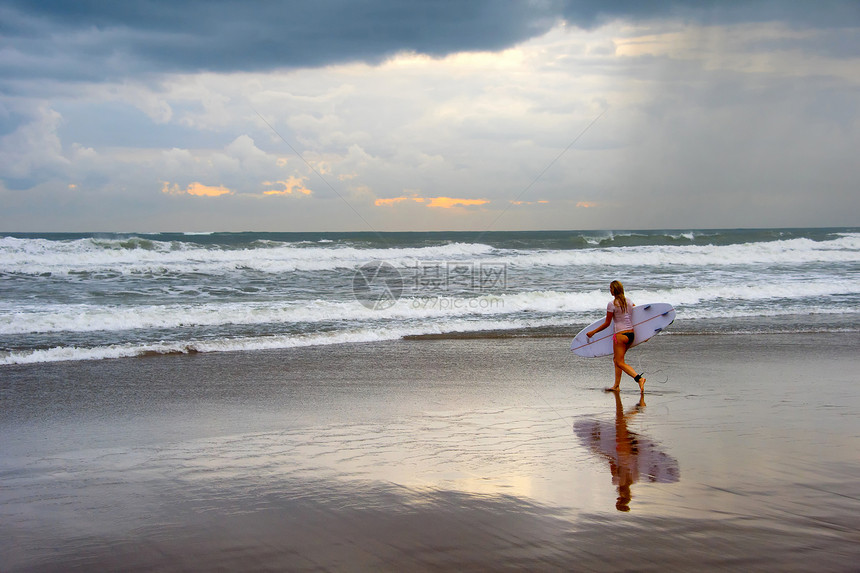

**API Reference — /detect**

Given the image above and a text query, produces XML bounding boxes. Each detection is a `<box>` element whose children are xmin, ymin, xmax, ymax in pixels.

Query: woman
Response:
<box><xmin>587</xmin><ymin>280</ymin><xmax>646</xmax><ymax>392</ymax></box>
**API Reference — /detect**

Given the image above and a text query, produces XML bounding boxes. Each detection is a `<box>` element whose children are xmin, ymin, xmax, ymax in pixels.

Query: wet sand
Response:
<box><xmin>1</xmin><ymin>333</ymin><xmax>859</xmax><ymax>571</ymax></box>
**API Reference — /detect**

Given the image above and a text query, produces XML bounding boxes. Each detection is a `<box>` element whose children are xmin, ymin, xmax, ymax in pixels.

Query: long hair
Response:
<box><xmin>610</xmin><ymin>280</ymin><xmax>628</xmax><ymax>313</ymax></box>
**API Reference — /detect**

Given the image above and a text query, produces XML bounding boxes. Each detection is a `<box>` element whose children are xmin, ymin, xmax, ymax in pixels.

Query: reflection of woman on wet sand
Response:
<box><xmin>574</xmin><ymin>393</ymin><xmax>679</xmax><ymax>513</ymax></box>
<box><xmin>587</xmin><ymin>280</ymin><xmax>646</xmax><ymax>392</ymax></box>
<box><xmin>610</xmin><ymin>391</ymin><xmax>645</xmax><ymax>512</ymax></box>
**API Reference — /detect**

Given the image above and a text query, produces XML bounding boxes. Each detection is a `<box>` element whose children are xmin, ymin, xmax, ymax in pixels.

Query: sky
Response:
<box><xmin>1</xmin><ymin>0</ymin><xmax>859</xmax><ymax>232</ymax></box>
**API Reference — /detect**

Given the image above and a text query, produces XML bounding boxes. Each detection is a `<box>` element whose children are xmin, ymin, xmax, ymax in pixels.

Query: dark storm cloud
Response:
<box><xmin>3</xmin><ymin>0</ymin><xmax>858</xmax><ymax>90</ymax></box>
<box><xmin>0</xmin><ymin>0</ymin><xmax>557</xmax><ymax>85</ymax></box>
<box><xmin>560</xmin><ymin>0</ymin><xmax>860</xmax><ymax>30</ymax></box>
<box><xmin>748</xmin><ymin>27</ymin><xmax>860</xmax><ymax>59</ymax></box>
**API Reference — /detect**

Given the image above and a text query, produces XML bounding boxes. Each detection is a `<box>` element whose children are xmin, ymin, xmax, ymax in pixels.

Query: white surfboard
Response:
<box><xmin>570</xmin><ymin>302</ymin><xmax>675</xmax><ymax>358</ymax></box>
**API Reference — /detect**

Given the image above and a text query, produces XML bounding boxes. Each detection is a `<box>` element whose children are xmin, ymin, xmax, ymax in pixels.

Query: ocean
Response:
<box><xmin>1</xmin><ymin>227</ymin><xmax>858</xmax><ymax>365</ymax></box>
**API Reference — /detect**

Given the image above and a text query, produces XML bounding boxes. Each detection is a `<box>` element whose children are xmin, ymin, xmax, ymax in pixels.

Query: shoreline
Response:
<box><xmin>3</xmin><ymin>310</ymin><xmax>859</xmax><ymax>368</ymax></box>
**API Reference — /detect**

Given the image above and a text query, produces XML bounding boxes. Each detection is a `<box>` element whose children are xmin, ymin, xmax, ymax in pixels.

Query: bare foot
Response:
<box><xmin>605</xmin><ymin>386</ymin><xmax>620</xmax><ymax>392</ymax></box>
<box><xmin>637</xmin><ymin>377</ymin><xmax>646</xmax><ymax>393</ymax></box>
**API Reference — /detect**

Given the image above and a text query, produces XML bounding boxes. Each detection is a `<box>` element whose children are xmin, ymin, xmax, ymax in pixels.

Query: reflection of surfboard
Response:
<box><xmin>570</xmin><ymin>303</ymin><xmax>675</xmax><ymax>358</ymax></box>
<box><xmin>574</xmin><ymin>418</ymin><xmax>680</xmax><ymax>483</ymax></box>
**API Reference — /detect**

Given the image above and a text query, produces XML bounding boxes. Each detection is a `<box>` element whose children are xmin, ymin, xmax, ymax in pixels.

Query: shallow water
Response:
<box><xmin>1</xmin><ymin>334</ymin><xmax>858</xmax><ymax>571</ymax></box>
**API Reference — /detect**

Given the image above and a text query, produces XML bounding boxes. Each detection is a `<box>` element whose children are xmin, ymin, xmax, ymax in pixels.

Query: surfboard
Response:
<box><xmin>570</xmin><ymin>302</ymin><xmax>675</xmax><ymax>358</ymax></box>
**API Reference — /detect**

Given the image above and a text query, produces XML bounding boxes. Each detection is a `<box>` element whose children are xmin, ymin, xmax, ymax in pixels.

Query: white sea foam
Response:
<box><xmin>0</xmin><ymin>300</ymin><xmax>377</xmax><ymax>334</ymax></box>
<box><xmin>2</xmin><ymin>234</ymin><xmax>858</xmax><ymax>276</ymax></box>
<box><xmin>2</xmin><ymin>277</ymin><xmax>857</xmax><ymax>335</ymax></box>
<box><xmin>0</xmin><ymin>236</ymin><xmax>496</xmax><ymax>276</ymax></box>
<box><xmin>2</xmin><ymin>230</ymin><xmax>857</xmax><ymax>365</ymax></box>
<box><xmin>0</xmin><ymin>316</ymin><xmax>562</xmax><ymax>365</ymax></box>
<box><xmin>500</xmin><ymin>235</ymin><xmax>860</xmax><ymax>268</ymax></box>
<box><xmin>3</xmin><ymin>302</ymin><xmax>857</xmax><ymax>366</ymax></box>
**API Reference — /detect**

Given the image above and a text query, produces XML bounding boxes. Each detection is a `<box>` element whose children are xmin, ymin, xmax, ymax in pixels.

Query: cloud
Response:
<box><xmin>1</xmin><ymin>2</ymin><xmax>859</xmax><ymax>231</ymax></box>
<box><xmin>263</xmin><ymin>176</ymin><xmax>313</xmax><ymax>196</ymax></box>
<box><xmin>558</xmin><ymin>1</ymin><xmax>860</xmax><ymax>30</ymax></box>
<box><xmin>375</xmin><ymin>195</ymin><xmax>489</xmax><ymax>209</ymax></box>
<box><xmin>0</xmin><ymin>0</ymin><xmax>557</xmax><ymax>92</ymax></box>
<box><xmin>0</xmin><ymin>105</ymin><xmax>68</xmax><ymax>189</ymax></box>
<box><xmin>426</xmin><ymin>197</ymin><xmax>489</xmax><ymax>209</ymax></box>
<box><xmin>162</xmin><ymin>182</ymin><xmax>232</xmax><ymax>197</ymax></box>
<box><xmin>3</xmin><ymin>1</ymin><xmax>856</xmax><ymax>96</ymax></box>
<box><xmin>375</xmin><ymin>197</ymin><xmax>415</xmax><ymax>207</ymax></box>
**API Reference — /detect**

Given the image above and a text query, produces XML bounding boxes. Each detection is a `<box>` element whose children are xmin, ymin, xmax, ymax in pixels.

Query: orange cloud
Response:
<box><xmin>374</xmin><ymin>195</ymin><xmax>489</xmax><ymax>209</ymax></box>
<box><xmin>375</xmin><ymin>197</ymin><xmax>406</xmax><ymax>206</ymax></box>
<box><xmin>162</xmin><ymin>181</ymin><xmax>232</xmax><ymax>197</ymax></box>
<box><xmin>262</xmin><ymin>176</ymin><xmax>312</xmax><ymax>196</ymax></box>
<box><xmin>374</xmin><ymin>196</ymin><xmax>425</xmax><ymax>206</ymax></box>
<box><xmin>576</xmin><ymin>201</ymin><xmax>598</xmax><ymax>208</ymax></box>
<box><xmin>425</xmin><ymin>197</ymin><xmax>489</xmax><ymax>208</ymax></box>
<box><xmin>510</xmin><ymin>200</ymin><xmax>549</xmax><ymax>206</ymax></box>
<box><xmin>187</xmin><ymin>182</ymin><xmax>232</xmax><ymax>197</ymax></box>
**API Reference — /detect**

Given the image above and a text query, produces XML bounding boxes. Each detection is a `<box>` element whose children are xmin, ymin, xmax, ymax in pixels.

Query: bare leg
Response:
<box><xmin>610</xmin><ymin>364</ymin><xmax>622</xmax><ymax>391</ymax></box>
<box><xmin>606</xmin><ymin>353</ymin><xmax>624</xmax><ymax>392</ymax></box>
<box><xmin>612</xmin><ymin>334</ymin><xmax>645</xmax><ymax>392</ymax></box>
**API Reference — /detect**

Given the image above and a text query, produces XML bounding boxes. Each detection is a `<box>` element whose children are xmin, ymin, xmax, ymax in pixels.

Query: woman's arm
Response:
<box><xmin>587</xmin><ymin>311</ymin><xmax>613</xmax><ymax>338</ymax></box>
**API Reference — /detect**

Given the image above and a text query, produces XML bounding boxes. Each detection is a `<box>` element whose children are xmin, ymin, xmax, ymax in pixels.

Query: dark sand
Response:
<box><xmin>2</xmin><ymin>333</ymin><xmax>859</xmax><ymax>571</ymax></box>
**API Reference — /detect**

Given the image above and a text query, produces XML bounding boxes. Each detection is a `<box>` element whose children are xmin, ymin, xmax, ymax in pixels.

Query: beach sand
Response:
<box><xmin>2</xmin><ymin>333</ymin><xmax>859</xmax><ymax>571</ymax></box>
